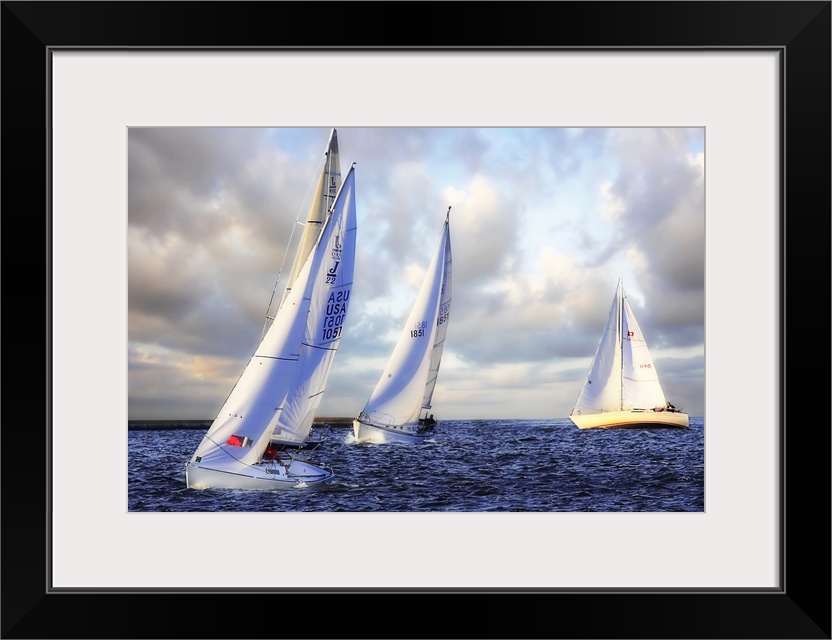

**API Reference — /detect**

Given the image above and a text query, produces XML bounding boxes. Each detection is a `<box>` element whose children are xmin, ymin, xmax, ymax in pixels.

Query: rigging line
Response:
<box><xmin>194</xmin><ymin>433</ymin><xmax>262</xmax><ymax>468</ymax></box>
<box><xmin>261</xmin><ymin>149</ymin><xmax>329</xmax><ymax>340</ymax></box>
<box><xmin>196</xmin><ymin>432</ymin><xmax>298</xmax><ymax>474</ymax></box>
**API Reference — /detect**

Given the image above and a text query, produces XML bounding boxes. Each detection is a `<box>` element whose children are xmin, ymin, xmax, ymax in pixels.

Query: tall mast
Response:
<box><xmin>617</xmin><ymin>277</ymin><xmax>624</xmax><ymax>410</ymax></box>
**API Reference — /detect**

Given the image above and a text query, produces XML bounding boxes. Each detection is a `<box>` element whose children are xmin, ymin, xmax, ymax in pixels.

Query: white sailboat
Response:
<box><xmin>353</xmin><ymin>208</ymin><xmax>452</xmax><ymax>444</ymax></box>
<box><xmin>569</xmin><ymin>278</ymin><xmax>689</xmax><ymax>430</ymax></box>
<box><xmin>185</xmin><ymin>162</ymin><xmax>358</xmax><ymax>489</ymax></box>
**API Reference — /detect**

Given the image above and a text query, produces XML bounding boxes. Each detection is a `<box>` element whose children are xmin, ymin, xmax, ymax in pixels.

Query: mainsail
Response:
<box><xmin>279</xmin><ymin>128</ymin><xmax>341</xmax><ymax>308</ymax></box>
<box><xmin>620</xmin><ymin>294</ymin><xmax>667</xmax><ymax>410</ymax></box>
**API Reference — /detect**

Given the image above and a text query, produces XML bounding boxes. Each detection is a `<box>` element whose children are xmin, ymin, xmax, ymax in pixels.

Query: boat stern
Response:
<box><xmin>185</xmin><ymin>457</ymin><xmax>334</xmax><ymax>490</ymax></box>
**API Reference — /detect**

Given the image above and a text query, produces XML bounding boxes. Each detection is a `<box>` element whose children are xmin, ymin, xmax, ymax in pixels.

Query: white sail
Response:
<box><xmin>270</xmin><ymin>164</ymin><xmax>356</xmax><ymax>445</ymax></box>
<box><xmin>190</xmin><ymin>165</ymin><xmax>357</xmax><ymax>466</ymax></box>
<box><xmin>572</xmin><ymin>281</ymin><xmax>624</xmax><ymax>414</ymax></box>
<box><xmin>360</xmin><ymin>210</ymin><xmax>452</xmax><ymax>427</ymax></box>
<box><xmin>279</xmin><ymin>128</ymin><xmax>341</xmax><ymax>308</ymax></box>
<box><xmin>423</xmin><ymin>218</ymin><xmax>452</xmax><ymax>411</ymax></box>
<box><xmin>620</xmin><ymin>295</ymin><xmax>666</xmax><ymax>410</ymax></box>
<box><xmin>569</xmin><ymin>278</ymin><xmax>687</xmax><ymax>429</ymax></box>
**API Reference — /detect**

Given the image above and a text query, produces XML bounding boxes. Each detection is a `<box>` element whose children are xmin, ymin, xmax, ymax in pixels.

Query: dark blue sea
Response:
<box><xmin>128</xmin><ymin>418</ymin><xmax>704</xmax><ymax>512</ymax></box>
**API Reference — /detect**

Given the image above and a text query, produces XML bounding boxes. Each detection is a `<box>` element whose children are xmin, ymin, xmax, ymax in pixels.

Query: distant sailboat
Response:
<box><xmin>353</xmin><ymin>208</ymin><xmax>453</xmax><ymax>444</ymax></box>
<box><xmin>185</xmin><ymin>161</ymin><xmax>358</xmax><ymax>489</ymax></box>
<box><xmin>569</xmin><ymin>278</ymin><xmax>689</xmax><ymax>429</ymax></box>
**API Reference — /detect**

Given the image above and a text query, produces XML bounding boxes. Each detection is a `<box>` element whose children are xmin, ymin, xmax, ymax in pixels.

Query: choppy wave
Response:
<box><xmin>129</xmin><ymin>418</ymin><xmax>704</xmax><ymax>512</ymax></box>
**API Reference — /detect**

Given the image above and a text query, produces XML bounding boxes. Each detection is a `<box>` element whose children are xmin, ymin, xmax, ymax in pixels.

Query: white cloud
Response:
<box><xmin>128</xmin><ymin>127</ymin><xmax>705</xmax><ymax>420</ymax></box>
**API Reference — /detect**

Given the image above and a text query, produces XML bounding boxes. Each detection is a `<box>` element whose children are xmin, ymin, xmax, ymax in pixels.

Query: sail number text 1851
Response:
<box><xmin>437</xmin><ymin>302</ymin><xmax>450</xmax><ymax>326</ymax></box>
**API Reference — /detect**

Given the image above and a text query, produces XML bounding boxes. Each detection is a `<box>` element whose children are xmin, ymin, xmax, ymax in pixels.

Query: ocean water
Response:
<box><xmin>128</xmin><ymin>418</ymin><xmax>704</xmax><ymax>512</ymax></box>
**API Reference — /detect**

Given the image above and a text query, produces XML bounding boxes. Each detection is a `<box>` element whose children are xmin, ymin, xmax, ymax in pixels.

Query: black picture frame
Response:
<box><xmin>2</xmin><ymin>2</ymin><xmax>829</xmax><ymax>638</ymax></box>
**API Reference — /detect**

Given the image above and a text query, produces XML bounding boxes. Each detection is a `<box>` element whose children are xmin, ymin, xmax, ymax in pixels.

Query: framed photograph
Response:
<box><xmin>4</xmin><ymin>2</ymin><xmax>828</xmax><ymax>638</ymax></box>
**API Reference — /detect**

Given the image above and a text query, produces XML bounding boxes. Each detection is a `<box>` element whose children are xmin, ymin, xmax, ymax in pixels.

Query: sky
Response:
<box><xmin>127</xmin><ymin>127</ymin><xmax>705</xmax><ymax>421</ymax></box>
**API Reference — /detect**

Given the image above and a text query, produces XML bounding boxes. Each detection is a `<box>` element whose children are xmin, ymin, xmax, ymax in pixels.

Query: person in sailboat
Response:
<box><xmin>418</xmin><ymin>412</ymin><xmax>437</xmax><ymax>433</ymax></box>
<box><xmin>261</xmin><ymin>442</ymin><xmax>291</xmax><ymax>472</ymax></box>
<box><xmin>666</xmin><ymin>401</ymin><xmax>677</xmax><ymax>413</ymax></box>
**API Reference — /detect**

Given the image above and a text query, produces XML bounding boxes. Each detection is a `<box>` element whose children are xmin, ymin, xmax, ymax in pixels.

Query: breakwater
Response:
<box><xmin>128</xmin><ymin>417</ymin><xmax>354</xmax><ymax>431</ymax></box>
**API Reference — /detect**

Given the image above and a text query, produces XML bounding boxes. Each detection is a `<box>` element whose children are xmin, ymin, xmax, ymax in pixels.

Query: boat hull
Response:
<box><xmin>271</xmin><ymin>430</ymin><xmax>324</xmax><ymax>451</ymax></box>
<box><xmin>569</xmin><ymin>410</ymin><xmax>689</xmax><ymax>430</ymax></box>
<box><xmin>185</xmin><ymin>457</ymin><xmax>334</xmax><ymax>490</ymax></box>
<box><xmin>352</xmin><ymin>418</ymin><xmax>435</xmax><ymax>444</ymax></box>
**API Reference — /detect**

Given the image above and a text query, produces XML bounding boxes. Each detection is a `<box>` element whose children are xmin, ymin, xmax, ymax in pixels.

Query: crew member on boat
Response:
<box><xmin>418</xmin><ymin>413</ymin><xmax>437</xmax><ymax>431</ymax></box>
